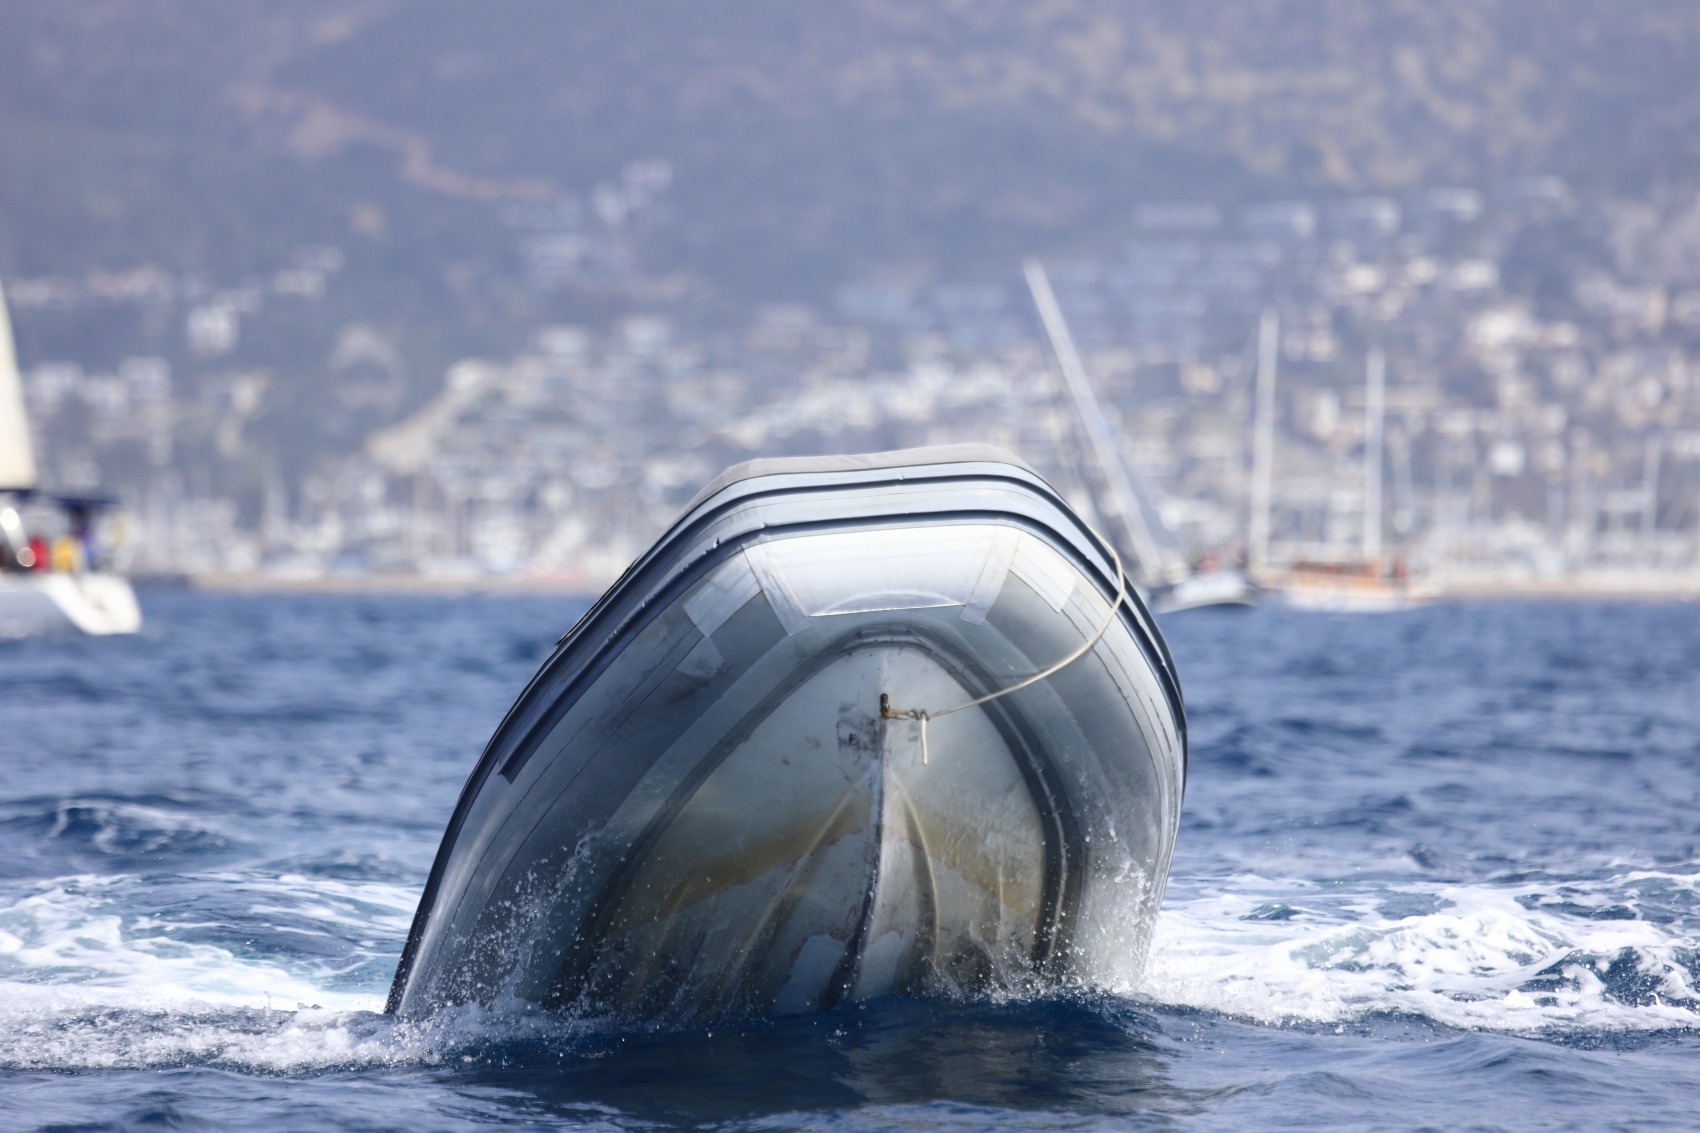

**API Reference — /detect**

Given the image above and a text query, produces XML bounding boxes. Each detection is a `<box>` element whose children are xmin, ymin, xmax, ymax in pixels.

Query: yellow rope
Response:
<box><xmin>881</xmin><ymin>536</ymin><xmax>1128</xmax><ymax>764</ymax></box>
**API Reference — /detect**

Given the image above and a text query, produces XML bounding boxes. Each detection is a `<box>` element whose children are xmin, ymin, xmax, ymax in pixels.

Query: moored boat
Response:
<box><xmin>1149</xmin><ymin>567</ymin><xmax>1259</xmax><ymax>615</ymax></box>
<box><xmin>0</xmin><ymin>278</ymin><xmax>141</xmax><ymax>637</ymax></box>
<box><xmin>0</xmin><ymin>556</ymin><xmax>142</xmax><ymax>636</ymax></box>
<box><xmin>1024</xmin><ymin>259</ymin><xmax>1258</xmax><ymax>614</ymax></box>
<box><xmin>389</xmin><ymin>446</ymin><xmax>1186</xmax><ymax>1020</ymax></box>
<box><xmin>1277</xmin><ymin>559</ymin><xmax>1439</xmax><ymax>613</ymax></box>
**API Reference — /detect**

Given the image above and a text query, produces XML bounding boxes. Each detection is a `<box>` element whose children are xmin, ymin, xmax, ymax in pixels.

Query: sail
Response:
<box><xmin>0</xmin><ymin>279</ymin><xmax>38</xmax><ymax>490</ymax></box>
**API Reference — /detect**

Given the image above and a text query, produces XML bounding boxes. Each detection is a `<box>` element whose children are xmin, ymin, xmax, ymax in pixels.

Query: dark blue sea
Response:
<box><xmin>2</xmin><ymin>591</ymin><xmax>1698</xmax><ymax>1131</ymax></box>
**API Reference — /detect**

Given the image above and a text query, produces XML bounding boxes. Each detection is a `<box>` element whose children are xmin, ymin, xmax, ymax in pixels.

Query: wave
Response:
<box><xmin>3</xmin><ymin>865</ymin><xmax>1697</xmax><ymax>1081</ymax></box>
<box><xmin>1142</xmin><ymin>872</ymin><xmax>1700</xmax><ymax>1034</ymax></box>
<box><xmin>0</xmin><ymin>874</ymin><xmax>425</xmax><ymax>1070</ymax></box>
<box><xmin>0</xmin><ymin>797</ymin><xmax>245</xmax><ymax>879</ymax></box>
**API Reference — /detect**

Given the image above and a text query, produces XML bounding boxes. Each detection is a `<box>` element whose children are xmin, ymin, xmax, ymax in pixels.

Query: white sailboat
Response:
<box><xmin>1023</xmin><ymin>260</ymin><xmax>1256</xmax><ymax>615</ymax></box>
<box><xmin>0</xmin><ymin>278</ymin><xmax>141</xmax><ymax>636</ymax></box>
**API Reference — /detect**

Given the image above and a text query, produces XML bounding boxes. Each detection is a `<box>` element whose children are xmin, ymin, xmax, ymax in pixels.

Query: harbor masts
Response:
<box><xmin>1249</xmin><ymin>309</ymin><xmax>1279</xmax><ymax>572</ymax></box>
<box><xmin>1641</xmin><ymin>432</ymin><xmax>1663</xmax><ymax>552</ymax></box>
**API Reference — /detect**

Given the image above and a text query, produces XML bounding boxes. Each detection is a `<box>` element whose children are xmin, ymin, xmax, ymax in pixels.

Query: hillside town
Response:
<box><xmin>12</xmin><ymin>175</ymin><xmax>1700</xmax><ymax>593</ymax></box>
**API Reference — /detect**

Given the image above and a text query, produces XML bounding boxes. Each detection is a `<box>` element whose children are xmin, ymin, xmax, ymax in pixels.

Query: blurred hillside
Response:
<box><xmin>5</xmin><ymin>2</ymin><xmax>1700</xmax><ymax>584</ymax></box>
<box><xmin>5</xmin><ymin>1</ymin><xmax>1700</xmax><ymax>291</ymax></box>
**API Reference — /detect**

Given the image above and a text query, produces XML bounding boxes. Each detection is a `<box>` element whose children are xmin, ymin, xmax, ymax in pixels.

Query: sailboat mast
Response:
<box><xmin>1641</xmin><ymin>433</ymin><xmax>1663</xmax><ymax>547</ymax></box>
<box><xmin>0</xmin><ymin>278</ymin><xmax>40</xmax><ymax>491</ymax></box>
<box><xmin>1364</xmin><ymin>347</ymin><xmax>1385</xmax><ymax>563</ymax></box>
<box><xmin>1249</xmin><ymin>309</ymin><xmax>1279</xmax><ymax>571</ymax></box>
<box><xmin>1023</xmin><ymin>258</ymin><xmax>1168</xmax><ymax>582</ymax></box>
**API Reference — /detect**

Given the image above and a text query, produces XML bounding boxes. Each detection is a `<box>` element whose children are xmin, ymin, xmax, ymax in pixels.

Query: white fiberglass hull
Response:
<box><xmin>389</xmin><ymin>447</ymin><xmax>1186</xmax><ymax>1021</ymax></box>
<box><xmin>0</xmin><ymin>572</ymin><xmax>141</xmax><ymax>636</ymax></box>
<box><xmin>1148</xmin><ymin>569</ymin><xmax>1258</xmax><ymax>615</ymax></box>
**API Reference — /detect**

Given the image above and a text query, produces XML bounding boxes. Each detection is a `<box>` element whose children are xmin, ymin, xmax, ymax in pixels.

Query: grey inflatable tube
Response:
<box><xmin>388</xmin><ymin>445</ymin><xmax>1186</xmax><ymax>1020</ymax></box>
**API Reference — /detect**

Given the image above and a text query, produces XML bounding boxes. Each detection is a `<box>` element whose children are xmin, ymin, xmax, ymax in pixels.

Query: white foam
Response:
<box><xmin>0</xmin><ymin>873</ymin><xmax>647</xmax><ymax>1072</ymax></box>
<box><xmin>4</xmin><ymin>864</ymin><xmax>1695</xmax><ymax>1070</ymax></box>
<box><xmin>0</xmin><ymin>875</ymin><xmax>440</xmax><ymax>1071</ymax></box>
<box><xmin>227</xmin><ymin>869</ymin><xmax>423</xmax><ymax>939</ymax></box>
<box><xmin>1139</xmin><ymin>873</ymin><xmax>1700</xmax><ymax>1032</ymax></box>
<box><xmin>0</xmin><ymin>995</ymin><xmax>619</xmax><ymax>1073</ymax></box>
<box><xmin>0</xmin><ymin>876</ymin><xmax>410</xmax><ymax>1009</ymax></box>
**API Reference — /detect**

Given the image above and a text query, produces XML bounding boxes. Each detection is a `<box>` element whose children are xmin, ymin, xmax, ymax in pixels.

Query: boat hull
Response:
<box><xmin>389</xmin><ymin>447</ymin><xmax>1186</xmax><ymax>1020</ymax></box>
<box><xmin>1148</xmin><ymin>569</ymin><xmax>1259</xmax><ymax>615</ymax></box>
<box><xmin>1277</xmin><ymin>565</ymin><xmax>1439</xmax><ymax>613</ymax></box>
<box><xmin>0</xmin><ymin>572</ymin><xmax>141</xmax><ymax>636</ymax></box>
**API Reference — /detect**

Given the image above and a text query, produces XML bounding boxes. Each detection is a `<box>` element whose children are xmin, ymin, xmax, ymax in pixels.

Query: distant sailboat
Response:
<box><xmin>1273</xmin><ymin>347</ymin><xmax>1438</xmax><ymax>613</ymax></box>
<box><xmin>0</xmin><ymin>278</ymin><xmax>141</xmax><ymax>636</ymax></box>
<box><xmin>1023</xmin><ymin>260</ymin><xmax>1255</xmax><ymax>615</ymax></box>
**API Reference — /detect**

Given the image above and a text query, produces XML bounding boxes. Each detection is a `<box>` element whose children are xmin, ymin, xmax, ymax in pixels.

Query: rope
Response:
<box><xmin>880</xmin><ymin>535</ymin><xmax>1128</xmax><ymax>764</ymax></box>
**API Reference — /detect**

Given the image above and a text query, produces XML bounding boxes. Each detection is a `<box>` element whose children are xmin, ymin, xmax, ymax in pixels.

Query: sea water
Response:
<box><xmin>1</xmin><ymin>591</ymin><xmax>1696</xmax><ymax>1131</ymax></box>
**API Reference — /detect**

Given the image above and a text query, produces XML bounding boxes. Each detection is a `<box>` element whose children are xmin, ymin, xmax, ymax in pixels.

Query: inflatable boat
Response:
<box><xmin>388</xmin><ymin>446</ymin><xmax>1185</xmax><ymax>1020</ymax></box>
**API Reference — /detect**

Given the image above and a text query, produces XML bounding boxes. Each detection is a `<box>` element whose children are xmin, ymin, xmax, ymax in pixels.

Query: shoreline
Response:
<box><xmin>178</xmin><ymin>572</ymin><xmax>602</xmax><ymax>597</ymax></box>
<box><xmin>1433</xmin><ymin>571</ymin><xmax>1700</xmax><ymax>601</ymax></box>
<box><xmin>168</xmin><ymin>568</ymin><xmax>1700</xmax><ymax>602</ymax></box>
